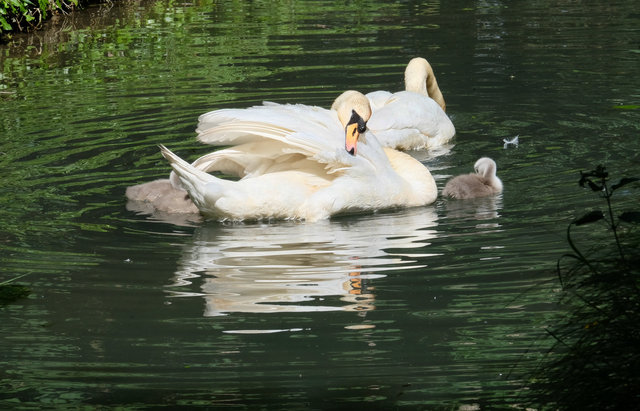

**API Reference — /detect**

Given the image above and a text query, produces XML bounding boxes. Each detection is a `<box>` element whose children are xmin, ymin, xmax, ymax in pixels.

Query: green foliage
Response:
<box><xmin>0</xmin><ymin>273</ymin><xmax>30</xmax><ymax>304</ymax></box>
<box><xmin>0</xmin><ymin>0</ymin><xmax>80</xmax><ymax>36</ymax></box>
<box><xmin>528</xmin><ymin>165</ymin><xmax>640</xmax><ymax>409</ymax></box>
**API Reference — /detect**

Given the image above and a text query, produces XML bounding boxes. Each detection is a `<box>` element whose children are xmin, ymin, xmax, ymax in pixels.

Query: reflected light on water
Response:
<box><xmin>223</xmin><ymin>328</ymin><xmax>307</xmax><ymax>334</ymax></box>
<box><xmin>443</xmin><ymin>194</ymin><xmax>502</xmax><ymax>223</ymax></box>
<box><xmin>166</xmin><ymin>207</ymin><xmax>439</xmax><ymax>316</ymax></box>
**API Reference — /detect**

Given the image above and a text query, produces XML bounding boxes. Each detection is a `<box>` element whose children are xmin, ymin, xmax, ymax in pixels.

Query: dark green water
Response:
<box><xmin>1</xmin><ymin>0</ymin><xmax>639</xmax><ymax>408</ymax></box>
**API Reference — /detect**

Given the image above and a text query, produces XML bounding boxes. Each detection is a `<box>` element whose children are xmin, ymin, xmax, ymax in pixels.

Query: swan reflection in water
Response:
<box><xmin>443</xmin><ymin>194</ymin><xmax>502</xmax><ymax>220</ymax></box>
<box><xmin>166</xmin><ymin>207</ymin><xmax>439</xmax><ymax>317</ymax></box>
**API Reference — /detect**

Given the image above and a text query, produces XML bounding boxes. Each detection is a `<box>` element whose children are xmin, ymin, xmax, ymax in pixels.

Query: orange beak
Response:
<box><xmin>345</xmin><ymin>122</ymin><xmax>360</xmax><ymax>156</ymax></box>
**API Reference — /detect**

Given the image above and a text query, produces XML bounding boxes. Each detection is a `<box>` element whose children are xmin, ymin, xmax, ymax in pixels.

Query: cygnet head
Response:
<box><xmin>474</xmin><ymin>157</ymin><xmax>496</xmax><ymax>177</ymax></box>
<box><xmin>404</xmin><ymin>57</ymin><xmax>446</xmax><ymax>112</ymax></box>
<box><xmin>331</xmin><ymin>90</ymin><xmax>372</xmax><ymax>156</ymax></box>
<box><xmin>475</xmin><ymin>157</ymin><xmax>503</xmax><ymax>191</ymax></box>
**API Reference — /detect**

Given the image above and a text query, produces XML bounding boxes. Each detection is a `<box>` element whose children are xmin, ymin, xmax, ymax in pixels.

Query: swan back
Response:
<box><xmin>383</xmin><ymin>148</ymin><xmax>437</xmax><ymax>205</ymax></box>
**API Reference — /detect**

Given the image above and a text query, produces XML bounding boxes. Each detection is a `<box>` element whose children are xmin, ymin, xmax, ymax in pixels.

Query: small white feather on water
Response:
<box><xmin>503</xmin><ymin>135</ymin><xmax>519</xmax><ymax>149</ymax></box>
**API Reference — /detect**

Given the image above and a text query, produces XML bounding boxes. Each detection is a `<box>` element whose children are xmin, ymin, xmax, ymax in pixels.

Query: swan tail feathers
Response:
<box><xmin>159</xmin><ymin>145</ymin><xmax>224</xmax><ymax>208</ymax></box>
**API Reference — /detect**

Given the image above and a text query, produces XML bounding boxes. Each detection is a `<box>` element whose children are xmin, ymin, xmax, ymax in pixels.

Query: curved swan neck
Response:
<box><xmin>474</xmin><ymin>158</ymin><xmax>493</xmax><ymax>178</ymax></box>
<box><xmin>404</xmin><ymin>57</ymin><xmax>447</xmax><ymax>112</ymax></box>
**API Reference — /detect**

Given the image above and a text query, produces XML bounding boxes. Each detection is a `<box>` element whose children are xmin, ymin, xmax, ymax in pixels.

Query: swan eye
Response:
<box><xmin>357</xmin><ymin>120</ymin><xmax>367</xmax><ymax>134</ymax></box>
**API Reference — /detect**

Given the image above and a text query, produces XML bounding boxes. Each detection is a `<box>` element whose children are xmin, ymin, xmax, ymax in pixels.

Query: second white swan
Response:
<box><xmin>365</xmin><ymin>57</ymin><xmax>456</xmax><ymax>151</ymax></box>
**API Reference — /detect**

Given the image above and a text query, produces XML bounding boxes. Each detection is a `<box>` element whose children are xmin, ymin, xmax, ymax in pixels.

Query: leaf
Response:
<box><xmin>619</xmin><ymin>211</ymin><xmax>640</xmax><ymax>224</ymax></box>
<box><xmin>573</xmin><ymin>210</ymin><xmax>605</xmax><ymax>226</ymax></box>
<box><xmin>595</xmin><ymin>165</ymin><xmax>608</xmax><ymax>178</ymax></box>
<box><xmin>611</xmin><ymin>177</ymin><xmax>639</xmax><ymax>191</ymax></box>
<box><xmin>586</xmin><ymin>180</ymin><xmax>603</xmax><ymax>192</ymax></box>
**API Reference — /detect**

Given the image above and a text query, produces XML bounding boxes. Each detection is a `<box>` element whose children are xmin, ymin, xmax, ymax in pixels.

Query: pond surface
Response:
<box><xmin>1</xmin><ymin>0</ymin><xmax>639</xmax><ymax>408</ymax></box>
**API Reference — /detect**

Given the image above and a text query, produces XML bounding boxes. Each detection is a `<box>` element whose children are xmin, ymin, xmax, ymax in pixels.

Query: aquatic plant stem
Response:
<box><xmin>602</xmin><ymin>183</ymin><xmax>626</xmax><ymax>263</ymax></box>
<box><xmin>0</xmin><ymin>273</ymin><xmax>30</xmax><ymax>286</ymax></box>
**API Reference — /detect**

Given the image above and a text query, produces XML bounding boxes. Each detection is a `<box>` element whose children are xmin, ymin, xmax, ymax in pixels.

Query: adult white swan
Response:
<box><xmin>365</xmin><ymin>57</ymin><xmax>455</xmax><ymax>150</ymax></box>
<box><xmin>160</xmin><ymin>90</ymin><xmax>437</xmax><ymax>222</ymax></box>
<box><xmin>442</xmin><ymin>157</ymin><xmax>503</xmax><ymax>199</ymax></box>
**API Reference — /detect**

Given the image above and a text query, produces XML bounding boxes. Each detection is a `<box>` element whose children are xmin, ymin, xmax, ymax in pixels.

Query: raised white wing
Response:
<box><xmin>193</xmin><ymin>102</ymin><xmax>384</xmax><ymax>177</ymax></box>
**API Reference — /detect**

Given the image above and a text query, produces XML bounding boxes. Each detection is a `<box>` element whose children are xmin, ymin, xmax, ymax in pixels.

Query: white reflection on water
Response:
<box><xmin>167</xmin><ymin>207</ymin><xmax>439</xmax><ymax>316</ymax></box>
